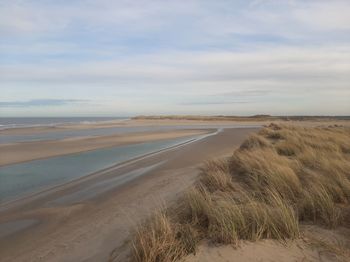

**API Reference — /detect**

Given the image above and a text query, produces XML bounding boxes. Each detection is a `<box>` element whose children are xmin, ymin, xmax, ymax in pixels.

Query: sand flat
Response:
<box><xmin>0</xmin><ymin>118</ymin><xmax>264</xmax><ymax>136</ymax></box>
<box><xmin>1</xmin><ymin>118</ymin><xmax>348</xmax><ymax>137</ymax></box>
<box><xmin>0</xmin><ymin>127</ymin><xmax>258</xmax><ymax>262</ymax></box>
<box><xmin>0</xmin><ymin>129</ymin><xmax>209</xmax><ymax>166</ymax></box>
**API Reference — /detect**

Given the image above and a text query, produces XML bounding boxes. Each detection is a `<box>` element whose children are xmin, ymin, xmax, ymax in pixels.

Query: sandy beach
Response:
<box><xmin>0</xmin><ymin>129</ymin><xmax>210</xmax><ymax>166</ymax></box>
<box><xmin>2</xmin><ymin>118</ymin><xmax>348</xmax><ymax>167</ymax></box>
<box><xmin>0</xmin><ymin>127</ymin><xmax>258</xmax><ymax>262</ymax></box>
<box><xmin>1</xmin><ymin>118</ymin><xmax>348</xmax><ymax>137</ymax></box>
<box><xmin>2</xmin><ymin>119</ymin><xmax>349</xmax><ymax>262</ymax></box>
<box><xmin>0</xmin><ymin>118</ymin><xmax>262</xmax><ymax>135</ymax></box>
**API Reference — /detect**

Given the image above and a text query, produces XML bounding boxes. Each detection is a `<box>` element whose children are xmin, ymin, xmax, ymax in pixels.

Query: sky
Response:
<box><xmin>0</xmin><ymin>0</ymin><xmax>350</xmax><ymax>117</ymax></box>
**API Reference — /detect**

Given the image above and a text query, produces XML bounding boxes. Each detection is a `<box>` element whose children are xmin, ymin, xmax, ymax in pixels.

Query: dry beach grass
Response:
<box><xmin>128</xmin><ymin>124</ymin><xmax>350</xmax><ymax>262</ymax></box>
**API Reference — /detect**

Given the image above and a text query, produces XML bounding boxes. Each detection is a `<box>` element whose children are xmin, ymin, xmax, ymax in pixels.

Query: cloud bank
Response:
<box><xmin>0</xmin><ymin>0</ymin><xmax>349</xmax><ymax>116</ymax></box>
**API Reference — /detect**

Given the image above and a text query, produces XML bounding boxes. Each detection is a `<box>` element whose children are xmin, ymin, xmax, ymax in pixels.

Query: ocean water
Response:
<box><xmin>0</xmin><ymin>117</ymin><xmax>128</xmax><ymax>130</ymax></box>
<box><xmin>0</xmin><ymin>135</ymin><xmax>199</xmax><ymax>204</ymax></box>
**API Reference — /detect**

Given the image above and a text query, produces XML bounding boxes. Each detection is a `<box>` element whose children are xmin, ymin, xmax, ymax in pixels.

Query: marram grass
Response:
<box><xmin>128</xmin><ymin>124</ymin><xmax>350</xmax><ymax>262</ymax></box>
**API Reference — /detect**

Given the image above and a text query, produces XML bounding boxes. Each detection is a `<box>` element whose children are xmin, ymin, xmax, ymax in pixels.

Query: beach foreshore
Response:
<box><xmin>2</xmin><ymin>118</ymin><xmax>348</xmax><ymax>167</ymax></box>
<box><xmin>0</xmin><ymin>119</ymin><xmax>259</xmax><ymax>135</ymax></box>
<box><xmin>0</xmin><ymin>129</ymin><xmax>210</xmax><ymax>166</ymax></box>
<box><xmin>0</xmin><ymin>127</ymin><xmax>258</xmax><ymax>262</ymax></box>
<box><xmin>1</xmin><ymin>118</ymin><xmax>348</xmax><ymax>137</ymax></box>
<box><xmin>2</xmin><ymin>119</ymin><xmax>348</xmax><ymax>262</ymax></box>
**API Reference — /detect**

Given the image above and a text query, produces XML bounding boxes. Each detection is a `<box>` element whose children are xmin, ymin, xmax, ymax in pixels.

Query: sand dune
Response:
<box><xmin>128</xmin><ymin>124</ymin><xmax>350</xmax><ymax>262</ymax></box>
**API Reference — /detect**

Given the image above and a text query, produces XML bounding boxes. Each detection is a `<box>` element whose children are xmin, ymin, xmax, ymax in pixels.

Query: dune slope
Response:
<box><xmin>127</xmin><ymin>124</ymin><xmax>350</xmax><ymax>262</ymax></box>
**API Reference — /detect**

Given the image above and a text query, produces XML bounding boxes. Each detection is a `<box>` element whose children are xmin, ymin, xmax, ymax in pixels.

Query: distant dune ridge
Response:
<box><xmin>132</xmin><ymin>115</ymin><xmax>350</xmax><ymax>121</ymax></box>
<box><xmin>124</xmin><ymin>124</ymin><xmax>350</xmax><ymax>262</ymax></box>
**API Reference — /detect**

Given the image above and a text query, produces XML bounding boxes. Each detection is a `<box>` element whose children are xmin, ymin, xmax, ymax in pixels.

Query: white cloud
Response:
<box><xmin>2</xmin><ymin>46</ymin><xmax>349</xmax><ymax>85</ymax></box>
<box><xmin>2</xmin><ymin>46</ymin><xmax>349</xmax><ymax>116</ymax></box>
<box><xmin>2</xmin><ymin>0</ymin><xmax>350</xmax><ymax>38</ymax></box>
<box><xmin>293</xmin><ymin>1</ymin><xmax>350</xmax><ymax>31</ymax></box>
<box><xmin>1</xmin><ymin>1</ymin><xmax>350</xmax><ymax>116</ymax></box>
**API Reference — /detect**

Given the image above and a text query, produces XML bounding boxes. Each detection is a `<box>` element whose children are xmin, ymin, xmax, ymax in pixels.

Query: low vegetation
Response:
<box><xmin>128</xmin><ymin>124</ymin><xmax>350</xmax><ymax>262</ymax></box>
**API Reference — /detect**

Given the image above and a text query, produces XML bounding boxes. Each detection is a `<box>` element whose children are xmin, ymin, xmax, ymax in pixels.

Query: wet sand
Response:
<box><xmin>0</xmin><ymin>127</ymin><xmax>258</xmax><ymax>262</ymax></box>
<box><xmin>1</xmin><ymin>118</ymin><xmax>348</xmax><ymax>138</ymax></box>
<box><xmin>0</xmin><ymin>118</ymin><xmax>264</xmax><ymax>136</ymax></box>
<box><xmin>0</xmin><ymin>129</ymin><xmax>209</xmax><ymax>166</ymax></box>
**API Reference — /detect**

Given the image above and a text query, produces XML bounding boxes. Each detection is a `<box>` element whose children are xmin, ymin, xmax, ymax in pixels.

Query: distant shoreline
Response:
<box><xmin>132</xmin><ymin>114</ymin><xmax>350</xmax><ymax>121</ymax></box>
<box><xmin>1</xmin><ymin>116</ymin><xmax>349</xmax><ymax>137</ymax></box>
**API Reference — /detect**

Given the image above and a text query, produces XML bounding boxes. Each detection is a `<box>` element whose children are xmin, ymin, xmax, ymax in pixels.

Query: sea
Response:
<box><xmin>0</xmin><ymin>117</ymin><xmax>129</xmax><ymax>130</ymax></box>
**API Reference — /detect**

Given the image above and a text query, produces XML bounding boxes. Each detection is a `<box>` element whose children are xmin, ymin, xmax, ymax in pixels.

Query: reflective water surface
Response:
<box><xmin>0</xmin><ymin>136</ymin><xmax>197</xmax><ymax>204</ymax></box>
<box><xmin>0</xmin><ymin>124</ymin><xmax>258</xmax><ymax>144</ymax></box>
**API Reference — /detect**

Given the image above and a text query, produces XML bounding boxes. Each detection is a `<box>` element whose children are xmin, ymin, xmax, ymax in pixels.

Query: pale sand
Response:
<box><xmin>184</xmin><ymin>240</ymin><xmax>318</xmax><ymax>262</ymax></box>
<box><xmin>184</xmin><ymin>225</ymin><xmax>350</xmax><ymax>262</ymax></box>
<box><xmin>184</xmin><ymin>240</ymin><xmax>329</xmax><ymax>262</ymax></box>
<box><xmin>0</xmin><ymin>128</ymin><xmax>258</xmax><ymax>262</ymax></box>
<box><xmin>0</xmin><ymin>129</ymin><xmax>209</xmax><ymax>166</ymax></box>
